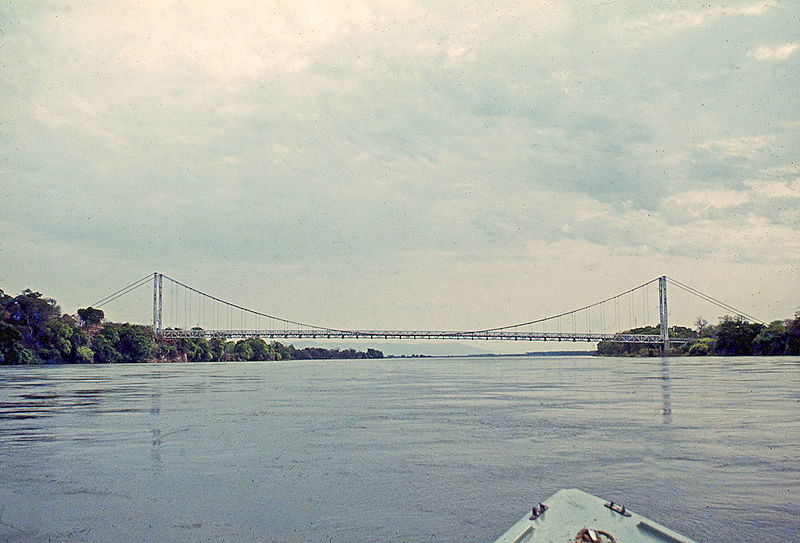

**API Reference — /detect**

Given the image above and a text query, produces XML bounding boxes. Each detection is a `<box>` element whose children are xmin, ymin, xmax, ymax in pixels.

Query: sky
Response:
<box><xmin>1</xmin><ymin>1</ymin><xmax>799</xmax><ymax>353</ymax></box>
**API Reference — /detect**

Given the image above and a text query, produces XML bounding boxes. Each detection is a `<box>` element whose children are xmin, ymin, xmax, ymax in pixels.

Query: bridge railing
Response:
<box><xmin>158</xmin><ymin>328</ymin><xmax>696</xmax><ymax>344</ymax></box>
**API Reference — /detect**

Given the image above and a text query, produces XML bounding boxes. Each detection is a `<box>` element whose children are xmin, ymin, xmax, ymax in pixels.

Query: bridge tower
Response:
<box><xmin>659</xmin><ymin>275</ymin><xmax>668</xmax><ymax>356</ymax></box>
<box><xmin>152</xmin><ymin>272</ymin><xmax>162</xmax><ymax>337</ymax></box>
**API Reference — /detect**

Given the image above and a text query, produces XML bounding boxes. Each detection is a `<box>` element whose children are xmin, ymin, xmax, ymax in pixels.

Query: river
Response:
<box><xmin>1</xmin><ymin>356</ymin><xmax>798</xmax><ymax>542</ymax></box>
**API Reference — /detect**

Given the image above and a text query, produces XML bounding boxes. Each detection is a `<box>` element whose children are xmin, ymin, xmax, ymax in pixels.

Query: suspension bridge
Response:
<box><xmin>89</xmin><ymin>273</ymin><xmax>763</xmax><ymax>355</ymax></box>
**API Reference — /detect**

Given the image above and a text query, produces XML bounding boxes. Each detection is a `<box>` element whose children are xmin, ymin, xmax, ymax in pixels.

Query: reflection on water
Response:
<box><xmin>150</xmin><ymin>391</ymin><xmax>162</xmax><ymax>479</ymax></box>
<box><xmin>0</xmin><ymin>357</ymin><xmax>798</xmax><ymax>542</ymax></box>
<box><xmin>661</xmin><ymin>357</ymin><xmax>672</xmax><ymax>422</ymax></box>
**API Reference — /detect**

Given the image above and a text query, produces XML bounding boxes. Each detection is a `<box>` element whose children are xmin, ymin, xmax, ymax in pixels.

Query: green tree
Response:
<box><xmin>669</xmin><ymin>325</ymin><xmax>696</xmax><ymax>338</ymax></box>
<box><xmin>688</xmin><ymin>338</ymin><xmax>712</xmax><ymax>356</ymax></box>
<box><xmin>233</xmin><ymin>340</ymin><xmax>254</xmax><ymax>361</ymax></box>
<box><xmin>75</xmin><ymin>345</ymin><xmax>94</xmax><ymax>363</ymax></box>
<box><xmin>0</xmin><ymin>321</ymin><xmax>35</xmax><ymax>364</ymax></box>
<box><xmin>245</xmin><ymin>338</ymin><xmax>274</xmax><ymax>361</ymax></box>
<box><xmin>40</xmin><ymin>319</ymin><xmax>77</xmax><ymax>363</ymax></box>
<box><xmin>8</xmin><ymin>290</ymin><xmax>61</xmax><ymax>343</ymax></box>
<box><xmin>223</xmin><ymin>341</ymin><xmax>237</xmax><ymax>361</ymax></box>
<box><xmin>116</xmin><ymin>324</ymin><xmax>154</xmax><ymax>362</ymax></box>
<box><xmin>209</xmin><ymin>337</ymin><xmax>226</xmax><ymax>361</ymax></box>
<box><xmin>77</xmin><ymin>307</ymin><xmax>105</xmax><ymax>326</ymax></box>
<box><xmin>596</xmin><ymin>325</ymin><xmax>662</xmax><ymax>357</ymax></box>
<box><xmin>91</xmin><ymin>323</ymin><xmax>153</xmax><ymax>363</ymax></box>
<box><xmin>786</xmin><ymin>312</ymin><xmax>800</xmax><ymax>355</ymax></box>
<box><xmin>713</xmin><ymin>316</ymin><xmax>763</xmax><ymax>356</ymax></box>
<box><xmin>271</xmin><ymin>341</ymin><xmax>292</xmax><ymax>361</ymax></box>
<box><xmin>92</xmin><ymin>325</ymin><xmax>121</xmax><ymax>363</ymax></box>
<box><xmin>753</xmin><ymin>320</ymin><xmax>788</xmax><ymax>355</ymax></box>
<box><xmin>184</xmin><ymin>338</ymin><xmax>211</xmax><ymax>362</ymax></box>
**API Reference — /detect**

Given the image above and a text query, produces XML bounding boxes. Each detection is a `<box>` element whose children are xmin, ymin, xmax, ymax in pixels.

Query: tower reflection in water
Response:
<box><xmin>661</xmin><ymin>357</ymin><xmax>672</xmax><ymax>424</ymax></box>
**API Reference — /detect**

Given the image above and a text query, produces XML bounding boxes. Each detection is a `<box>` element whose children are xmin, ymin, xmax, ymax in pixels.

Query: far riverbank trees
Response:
<box><xmin>1</xmin><ymin>286</ymin><xmax>382</xmax><ymax>364</ymax></box>
<box><xmin>155</xmin><ymin>334</ymin><xmax>383</xmax><ymax>363</ymax></box>
<box><xmin>2</xmin><ymin>285</ymin><xmax>795</xmax><ymax>363</ymax></box>
<box><xmin>597</xmin><ymin>313</ymin><xmax>800</xmax><ymax>357</ymax></box>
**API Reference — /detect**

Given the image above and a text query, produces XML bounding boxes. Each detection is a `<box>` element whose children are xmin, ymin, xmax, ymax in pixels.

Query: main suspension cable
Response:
<box><xmin>160</xmin><ymin>274</ymin><xmax>353</xmax><ymax>333</ymax></box>
<box><xmin>667</xmin><ymin>277</ymin><xmax>763</xmax><ymax>324</ymax></box>
<box><xmin>90</xmin><ymin>274</ymin><xmax>153</xmax><ymax>308</ymax></box>
<box><xmin>468</xmin><ymin>277</ymin><xmax>660</xmax><ymax>333</ymax></box>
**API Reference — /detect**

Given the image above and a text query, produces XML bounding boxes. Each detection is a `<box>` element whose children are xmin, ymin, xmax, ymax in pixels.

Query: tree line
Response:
<box><xmin>0</xmin><ymin>287</ymin><xmax>382</xmax><ymax>364</ymax></box>
<box><xmin>596</xmin><ymin>313</ymin><xmax>800</xmax><ymax>357</ymax></box>
<box><xmin>156</xmin><ymin>334</ymin><xmax>383</xmax><ymax>363</ymax></box>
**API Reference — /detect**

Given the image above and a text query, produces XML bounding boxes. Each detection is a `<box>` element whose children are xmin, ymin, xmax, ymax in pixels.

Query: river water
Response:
<box><xmin>0</xmin><ymin>356</ymin><xmax>798</xmax><ymax>542</ymax></box>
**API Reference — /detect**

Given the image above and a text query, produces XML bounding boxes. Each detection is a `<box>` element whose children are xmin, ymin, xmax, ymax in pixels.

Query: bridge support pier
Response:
<box><xmin>659</xmin><ymin>276</ymin><xmax>669</xmax><ymax>356</ymax></box>
<box><xmin>152</xmin><ymin>272</ymin><xmax>162</xmax><ymax>337</ymax></box>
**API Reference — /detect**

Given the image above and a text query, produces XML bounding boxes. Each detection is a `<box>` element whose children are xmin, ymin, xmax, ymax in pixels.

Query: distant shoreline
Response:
<box><xmin>387</xmin><ymin>350</ymin><xmax>595</xmax><ymax>358</ymax></box>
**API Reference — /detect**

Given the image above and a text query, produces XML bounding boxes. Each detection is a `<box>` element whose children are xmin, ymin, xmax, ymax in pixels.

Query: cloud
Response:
<box><xmin>739</xmin><ymin>1</ymin><xmax>778</xmax><ymax>16</ymax></box>
<box><xmin>1</xmin><ymin>0</ymin><xmax>798</xmax><ymax>328</ymax></box>
<box><xmin>745</xmin><ymin>178</ymin><xmax>800</xmax><ymax>199</ymax></box>
<box><xmin>664</xmin><ymin>189</ymin><xmax>751</xmax><ymax>211</ymax></box>
<box><xmin>697</xmin><ymin>136</ymin><xmax>772</xmax><ymax>160</ymax></box>
<box><xmin>612</xmin><ymin>1</ymin><xmax>777</xmax><ymax>40</ymax></box>
<box><xmin>749</xmin><ymin>42</ymin><xmax>799</xmax><ymax>61</ymax></box>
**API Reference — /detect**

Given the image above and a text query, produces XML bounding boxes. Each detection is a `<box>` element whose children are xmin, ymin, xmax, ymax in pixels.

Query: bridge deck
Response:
<box><xmin>158</xmin><ymin>329</ymin><xmax>693</xmax><ymax>344</ymax></box>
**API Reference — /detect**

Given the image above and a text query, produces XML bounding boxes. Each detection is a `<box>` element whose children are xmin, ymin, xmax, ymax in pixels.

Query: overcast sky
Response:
<box><xmin>1</xmin><ymin>1</ymin><xmax>798</xmax><ymax>348</ymax></box>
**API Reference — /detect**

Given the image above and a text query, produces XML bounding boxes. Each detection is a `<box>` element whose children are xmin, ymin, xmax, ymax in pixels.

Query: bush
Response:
<box><xmin>688</xmin><ymin>339</ymin><xmax>711</xmax><ymax>356</ymax></box>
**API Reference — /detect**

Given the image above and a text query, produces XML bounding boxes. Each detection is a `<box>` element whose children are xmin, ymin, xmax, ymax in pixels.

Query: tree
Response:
<box><xmin>596</xmin><ymin>325</ymin><xmax>662</xmax><ymax>357</ymax></box>
<box><xmin>92</xmin><ymin>325</ymin><xmax>121</xmax><ymax>363</ymax></box>
<box><xmin>695</xmin><ymin>317</ymin><xmax>712</xmax><ymax>337</ymax></box>
<box><xmin>209</xmin><ymin>337</ymin><xmax>226</xmax><ymax>361</ymax></box>
<box><xmin>91</xmin><ymin>323</ymin><xmax>153</xmax><ymax>363</ymax></box>
<box><xmin>9</xmin><ymin>290</ymin><xmax>61</xmax><ymax>343</ymax></box>
<box><xmin>714</xmin><ymin>316</ymin><xmax>763</xmax><ymax>356</ymax></box>
<box><xmin>1</xmin><ymin>290</ymin><xmax>91</xmax><ymax>364</ymax></box>
<box><xmin>688</xmin><ymin>338</ymin><xmax>712</xmax><ymax>356</ymax></box>
<box><xmin>223</xmin><ymin>341</ymin><xmax>237</xmax><ymax>361</ymax></box>
<box><xmin>246</xmin><ymin>338</ymin><xmax>274</xmax><ymax>361</ymax></box>
<box><xmin>116</xmin><ymin>324</ymin><xmax>154</xmax><ymax>362</ymax></box>
<box><xmin>786</xmin><ymin>311</ymin><xmax>800</xmax><ymax>355</ymax></box>
<box><xmin>77</xmin><ymin>307</ymin><xmax>104</xmax><ymax>326</ymax></box>
<box><xmin>233</xmin><ymin>340</ymin><xmax>254</xmax><ymax>361</ymax></box>
<box><xmin>669</xmin><ymin>325</ymin><xmax>697</xmax><ymax>338</ymax></box>
<box><xmin>40</xmin><ymin>318</ymin><xmax>87</xmax><ymax>363</ymax></box>
<box><xmin>0</xmin><ymin>321</ymin><xmax>33</xmax><ymax>364</ymax></box>
<box><xmin>271</xmin><ymin>341</ymin><xmax>293</xmax><ymax>361</ymax></box>
<box><xmin>75</xmin><ymin>345</ymin><xmax>94</xmax><ymax>363</ymax></box>
<box><xmin>752</xmin><ymin>321</ymin><xmax>788</xmax><ymax>355</ymax></box>
<box><xmin>184</xmin><ymin>338</ymin><xmax>211</xmax><ymax>362</ymax></box>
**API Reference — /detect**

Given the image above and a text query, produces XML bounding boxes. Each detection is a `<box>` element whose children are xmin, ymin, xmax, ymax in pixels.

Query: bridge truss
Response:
<box><xmin>158</xmin><ymin>328</ymin><xmax>667</xmax><ymax>345</ymax></box>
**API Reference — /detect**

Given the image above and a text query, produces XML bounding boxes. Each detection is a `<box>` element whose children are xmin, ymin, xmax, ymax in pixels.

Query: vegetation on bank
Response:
<box><xmin>155</xmin><ymin>334</ymin><xmax>383</xmax><ymax>363</ymax></box>
<box><xmin>3</xmin><ymin>286</ymin><xmax>796</xmax><ymax>363</ymax></box>
<box><xmin>597</xmin><ymin>314</ymin><xmax>800</xmax><ymax>357</ymax></box>
<box><xmin>0</xmin><ymin>288</ymin><xmax>382</xmax><ymax>364</ymax></box>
